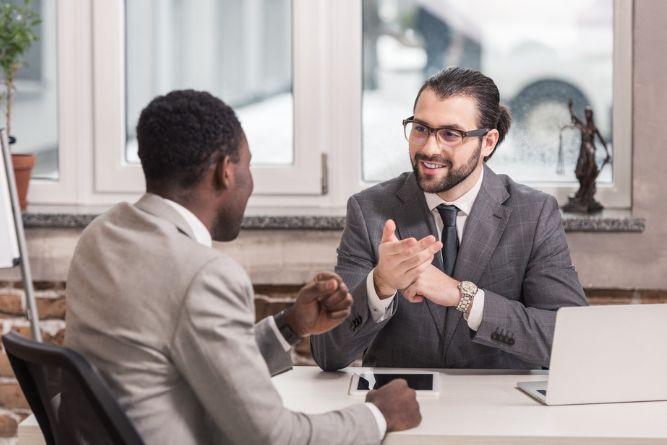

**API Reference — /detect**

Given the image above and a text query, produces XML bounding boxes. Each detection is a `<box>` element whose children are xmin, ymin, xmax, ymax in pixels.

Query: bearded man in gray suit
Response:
<box><xmin>65</xmin><ymin>90</ymin><xmax>421</xmax><ymax>444</ymax></box>
<box><xmin>312</xmin><ymin>67</ymin><xmax>588</xmax><ymax>371</ymax></box>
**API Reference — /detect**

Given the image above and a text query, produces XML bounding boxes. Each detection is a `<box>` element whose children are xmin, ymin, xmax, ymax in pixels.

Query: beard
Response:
<box><xmin>210</xmin><ymin>210</ymin><xmax>241</xmax><ymax>242</ymax></box>
<box><xmin>412</xmin><ymin>142</ymin><xmax>482</xmax><ymax>193</ymax></box>
<box><xmin>210</xmin><ymin>200</ymin><xmax>245</xmax><ymax>242</ymax></box>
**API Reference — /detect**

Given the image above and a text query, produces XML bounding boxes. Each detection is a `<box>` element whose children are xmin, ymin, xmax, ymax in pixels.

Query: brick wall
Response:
<box><xmin>0</xmin><ymin>282</ymin><xmax>66</xmax><ymax>439</ymax></box>
<box><xmin>0</xmin><ymin>281</ymin><xmax>665</xmax><ymax>439</ymax></box>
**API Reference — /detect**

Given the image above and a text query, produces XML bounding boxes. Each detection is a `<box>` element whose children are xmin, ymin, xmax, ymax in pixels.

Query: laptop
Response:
<box><xmin>517</xmin><ymin>303</ymin><xmax>667</xmax><ymax>405</ymax></box>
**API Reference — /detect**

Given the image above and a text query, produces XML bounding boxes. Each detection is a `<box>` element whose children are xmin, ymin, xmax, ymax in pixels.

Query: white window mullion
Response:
<box><xmin>328</xmin><ymin>0</ymin><xmax>365</xmax><ymax>207</ymax></box>
<box><xmin>28</xmin><ymin>0</ymin><xmax>90</xmax><ymax>205</ymax></box>
<box><xmin>92</xmin><ymin>0</ymin><xmax>144</xmax><ymax>194</ymax></box>
<box><xmin>249</xmin><ymin>0</ymin><xmax>323</xmax><ymax>196</ymax></box>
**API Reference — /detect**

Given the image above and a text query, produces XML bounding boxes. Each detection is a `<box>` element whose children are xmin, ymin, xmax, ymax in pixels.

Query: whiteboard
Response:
<box><xmin>0</xmin><ymin>131</ymin><xmax>20</xmax><ymax>268</ymax></box>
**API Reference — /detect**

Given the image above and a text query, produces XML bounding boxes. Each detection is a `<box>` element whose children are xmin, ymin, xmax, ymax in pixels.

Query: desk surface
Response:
<box><xmin>18</xmin><ymin>366</ymin><xmax>667</xmax><ymax>445</ymax></box>
<box><xmin>273</xmin><ymin>367</ymin><xmax>667</xmax><ymax>445</ymax></box>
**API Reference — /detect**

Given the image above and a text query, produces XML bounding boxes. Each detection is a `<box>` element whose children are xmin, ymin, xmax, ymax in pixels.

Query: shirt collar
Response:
<box><xmin>163</xmin><ymin>198</ymin><xmax>213</xmax><ymax>247</ymax></box>
<box><xmin>423</xmin><ymin>167</ymin><xmax>484</xmax><ymax>216</ymax></box>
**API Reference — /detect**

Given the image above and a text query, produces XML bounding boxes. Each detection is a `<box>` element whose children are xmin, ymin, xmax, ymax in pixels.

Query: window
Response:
<box><xmin>93</xmin><ymin>0</ymin><xmax>323</xmax><ymax>197</ymax></box>
<box><xmin>3</xmin><ymin>0</ymin><xmax>58</xmax><ymax>180</ymax></box>
<box><xmin>125</xmin><ymin>0</ymin><xmax>293</xmax><ymax>166</ymax></box>
<box><xmin>25</xmin><ymin>0</ymin><xmax>631</xmax><ymax>209</ymax></box>
<box><xmin>361</xmin><ymin>0</ymin><xmax>631</xmax><ymax>208</ymax></box>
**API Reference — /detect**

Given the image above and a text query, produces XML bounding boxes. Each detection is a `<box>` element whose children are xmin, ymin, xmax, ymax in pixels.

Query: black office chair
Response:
<box><xmin>2</xmin><ymin>332</ymin><xmax>144</xmax><ymax>445</ymax></box>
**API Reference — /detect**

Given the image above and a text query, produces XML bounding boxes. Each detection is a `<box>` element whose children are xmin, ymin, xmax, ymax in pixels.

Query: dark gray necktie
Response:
<box><xmin>436</xmin><ymin>204</ymin><xmax>459</xmax><ymax>276</ymax></box>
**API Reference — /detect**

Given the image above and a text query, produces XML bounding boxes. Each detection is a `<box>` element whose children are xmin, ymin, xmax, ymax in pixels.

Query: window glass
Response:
<box><xmin>362</xmin><ymin>0</ymin><xmax>613</xmax><ymax>185</ymax></box>
<box><xmin>3</xmin><ymin>0</ymin><xmax>59</xmax><ymax>179</ymax></box>
<box><xmin>125</xmin><ymin>0</ymin><xmax>293</xmax><ymax>166</ymax></box>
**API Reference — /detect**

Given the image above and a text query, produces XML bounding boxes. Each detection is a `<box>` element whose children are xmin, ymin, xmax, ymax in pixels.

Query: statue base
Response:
<box><xmin>562</xmin><ymin>195</ymin><xmax>603</xmax><ymax>214</ymax></box>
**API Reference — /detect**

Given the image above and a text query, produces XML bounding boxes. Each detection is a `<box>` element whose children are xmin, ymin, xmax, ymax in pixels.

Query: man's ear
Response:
<box><xmin>481</xmin><ymin>129</ymin><xmax>499</xmax><ymax>159</ymax></box>
<box><xmin>213</xmin><ymin>155</ymin><xmax>234</xmax><ymax>192</ymax></box>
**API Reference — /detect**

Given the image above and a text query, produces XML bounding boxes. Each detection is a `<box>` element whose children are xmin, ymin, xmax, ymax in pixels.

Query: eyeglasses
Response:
<box><xmin>402</xmin><ymin>116</ymin><xmax>489</xmax><ymax>149</ymax></box>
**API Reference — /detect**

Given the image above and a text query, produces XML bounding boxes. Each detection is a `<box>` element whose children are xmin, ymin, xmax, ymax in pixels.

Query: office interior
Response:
<box><xmin>0</xmin><ymin>0</ymin><xmax>666</xmax><ymax>443</ymax></box>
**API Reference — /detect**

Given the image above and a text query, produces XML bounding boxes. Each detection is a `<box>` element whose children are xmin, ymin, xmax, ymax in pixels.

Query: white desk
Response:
<box><xmin>18</xmin><ymin>367</ymin><xmax>667</xmax><ymax>444</ymax></box>
<box><xmin>273</xmin><ymin>367</ymin><xmax>667</xmax><ymax>445</ymax></box>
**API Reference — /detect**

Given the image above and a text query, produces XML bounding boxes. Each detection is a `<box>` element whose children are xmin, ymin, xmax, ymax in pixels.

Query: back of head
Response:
<box><xmin>414</xmin><ymin>67</ymin><xmax>512</xmax><ymax>160</ymax></box>
<box><xmin>137</xmin><ymin>90</ymin><xmax>243</xmax><ymax>194</ymax></box>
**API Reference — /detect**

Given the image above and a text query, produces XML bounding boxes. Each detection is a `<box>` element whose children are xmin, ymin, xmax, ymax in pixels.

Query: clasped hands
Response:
<box><xmin>281</xmin><ymin>217</ymin><xmax>462</xmax><ymax>338</ymax></box>
<box><xmin>373</xmin><ymin>219</ymin><xmax>461</xmax><ymax>307</ymax></box>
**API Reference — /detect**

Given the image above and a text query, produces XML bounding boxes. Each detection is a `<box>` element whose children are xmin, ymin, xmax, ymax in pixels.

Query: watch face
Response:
<box><xmin>461</xmin><ymin>281</ymin><xmax>476</xmax><ymax>294</ymax></box>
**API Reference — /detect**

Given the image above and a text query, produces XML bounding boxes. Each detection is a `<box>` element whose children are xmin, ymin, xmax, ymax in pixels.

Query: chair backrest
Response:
<box><xmin>2</xmin><ymin>332</ymin><xmax>144</xmax><ymax>445</ymax></box>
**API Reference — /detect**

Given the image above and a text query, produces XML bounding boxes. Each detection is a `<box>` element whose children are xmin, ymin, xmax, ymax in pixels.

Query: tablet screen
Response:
<box><xmin>356</xmin><ymin>373</ymin><xmax>434</xmax><ymax>391</ymax></box>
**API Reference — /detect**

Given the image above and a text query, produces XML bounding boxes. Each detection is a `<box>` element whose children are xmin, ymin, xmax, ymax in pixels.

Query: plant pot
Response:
<box><xmin>11</xmin><ymin>153</ymin><xmax>36</xmax><ymax>211</ymax></box>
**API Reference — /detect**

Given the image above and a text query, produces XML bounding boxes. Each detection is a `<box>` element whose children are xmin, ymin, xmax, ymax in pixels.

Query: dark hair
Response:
<box><xmin>137</xmin><ymin>89</ymin><xmax>243</xmax><ymax>191</ymax></box>
<box><xmin>414</xmin><ymin>67</ymin><xmax>511</xmax><ymax>160</ymax></box>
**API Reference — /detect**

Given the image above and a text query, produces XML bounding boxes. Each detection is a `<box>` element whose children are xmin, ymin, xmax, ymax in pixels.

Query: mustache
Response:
<box><xmin>413</xmin><ymin>153</ymin><xmax>452</xmax><ymax>168</ymax></box>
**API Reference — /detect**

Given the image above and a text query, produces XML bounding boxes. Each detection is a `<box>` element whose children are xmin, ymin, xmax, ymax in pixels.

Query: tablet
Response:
<box><xmin>348</xmin><ymin>370</ymin><xmax>440</xmax><ymax>398</ymax></box>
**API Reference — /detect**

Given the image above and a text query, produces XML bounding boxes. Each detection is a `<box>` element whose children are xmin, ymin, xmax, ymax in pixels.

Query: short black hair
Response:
<box><xmin>137</xmin><ymin>90</ymin><xmax>243</xmax><ymax>190</ymax></box>
<box><xmin>414</xmin><ymin>67</ymin><xmax>511</xmax><ymax>160</ymax></box>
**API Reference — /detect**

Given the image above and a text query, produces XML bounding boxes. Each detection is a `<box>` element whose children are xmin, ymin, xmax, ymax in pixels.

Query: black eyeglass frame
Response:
<box><xmin>402</xmin><ymin>116</ymin><xmax>490</xmax><ymax>146</ymax></box>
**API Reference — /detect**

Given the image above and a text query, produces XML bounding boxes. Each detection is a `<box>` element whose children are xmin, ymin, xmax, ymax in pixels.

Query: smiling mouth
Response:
<box><xmin>420</xmin><ymin>160</ymin><xmax>447</xmax><ymax>170</ymax></box>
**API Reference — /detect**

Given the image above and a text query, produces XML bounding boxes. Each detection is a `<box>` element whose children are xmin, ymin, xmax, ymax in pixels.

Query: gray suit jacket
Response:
<box><xmin>65</xmin><ymin>194</ymin><xmax>379</xmax><ymax>445</ymax></box>
<box><xmin>312</xmin><ymin>165</ymin><xmax>587</xmax><ymax>371</ymax></box>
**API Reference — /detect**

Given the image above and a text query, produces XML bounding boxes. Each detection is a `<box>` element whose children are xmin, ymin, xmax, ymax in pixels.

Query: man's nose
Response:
<box><xmin>421</xmin><ymin>131</ymin><xmax>441</xmax><ymax>156</ymax></box>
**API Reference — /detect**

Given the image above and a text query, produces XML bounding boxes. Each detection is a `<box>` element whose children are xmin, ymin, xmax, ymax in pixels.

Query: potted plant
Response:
<box><xmin>0</xmin><ymin>0</ymin><xmax>41</xmax><ymax>210</ymax></box>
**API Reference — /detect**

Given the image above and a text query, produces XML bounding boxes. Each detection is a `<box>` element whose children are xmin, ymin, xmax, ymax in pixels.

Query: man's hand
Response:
<box><xmin>283</xmin><ymin>272</ymin><xmax>353</xmax><ymax>337</ymax></box>
<box><xmin>402</xmin><ymin>264</ymin><xmax>460</xmax><ymax>307</ymax></box>
<box><xmin>373</xmin><ymin>219</ymin><xmax>442</xmax><ymax>299</ymax></box>
<box><xmin>366</xmin><ymin>379</ymin><xmax>422</xmax><ymax>432</ymax></box>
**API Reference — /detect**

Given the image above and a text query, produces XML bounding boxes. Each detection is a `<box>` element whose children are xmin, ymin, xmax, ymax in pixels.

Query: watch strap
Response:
<box><xmin>274</xmin><ymin>310</ymin><xmax>302</xmax><ymax>346</ymax></box>
<box><xmin>456</xmin><ymin>281</ymin><xmax>477</xmax><ymax>313</ymax></box>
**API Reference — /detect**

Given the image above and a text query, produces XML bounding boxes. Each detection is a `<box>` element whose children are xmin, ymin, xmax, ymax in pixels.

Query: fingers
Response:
<box><xmin>404</xmin><ymin>292</ymin><xmax>423</xmax><ymax>303</ymax></box>
<box><xmin>400</xmin><ymin>242</ymin><xmax>442</xmax><ymax>270</ymax></box>
<box><xmin>402</xmin><ymin>284</ymin><xmax>423</xmax><ymax>303</ymax></box>
<box><xmin>383</xmin><ymin>235</ymin><xmax>441</xmax><ymax>258</ymax></box>
<box><xmin>389</xmin><ymin>378</ymin><xmax>408</xmax><ymax>388</ymax></box>
<box><xmin>404</xmin><ymin>235</ymin><xmax>440</xmax><ymax>257</ymax></box>
<box><xmin>314</xmin><ymin>271</ymin><xmax>343</xmax><ymax>284</ymax></box>
<box><xmin>321</xmin><ymin>288</ymin><xmax>352</xmax><ymax>312</ymax></box>
<box><xmin>327</xmin><ymin>307</ymin><xmax>352</xmax><ymax>320</ymax></box>
<box><xmin>297</xmin><ymin>277</ymin><xmax>339</xmax><ymax>304</ymax></box>
<box><xmin>382</xmin><ymin>236</ymin><xmax>417</xmax><ymax>255</ymax></box>
<box><xmin>407</xmin><ymin>259</ymin><xmax>432</xmax><ymax>278</ymax></box>
<box><xmin>381</xmin><ymin>219</ymin><xmax>399</xmax><ymax>243</ymax></box>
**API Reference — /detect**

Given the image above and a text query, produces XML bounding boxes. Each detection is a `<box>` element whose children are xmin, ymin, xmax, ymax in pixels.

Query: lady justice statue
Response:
<box><xmin>559</xmin><ymin>99</ymin><xmax>612</xmax><ymax>213</ymax></box>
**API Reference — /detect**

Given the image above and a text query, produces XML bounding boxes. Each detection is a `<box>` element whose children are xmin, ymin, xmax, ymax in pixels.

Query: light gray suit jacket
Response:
<box><xmin>64</xmin><ymin>194</ymin><xmax>379</xmax><ymax>445</ymax></box>
<box><xmin>312</xmin><ymin>165</ymin><xmax>587</xmax><ymax>371</ymax></box>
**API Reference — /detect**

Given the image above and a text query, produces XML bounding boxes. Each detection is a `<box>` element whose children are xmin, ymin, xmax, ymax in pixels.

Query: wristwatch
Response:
<box><xmin>456</xmin><ymin>281</ymin><xmax>478</xmax><ymax>314</ymax></box>
<box><xmin>274</xmin><ymin>309</ymin><xmax>302</xmax><ymax>346</ymax></box>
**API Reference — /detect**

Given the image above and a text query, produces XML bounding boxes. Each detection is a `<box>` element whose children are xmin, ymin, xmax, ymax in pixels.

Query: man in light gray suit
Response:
<box><xmin>312</xmin><ymin>67</ymin><xmax>588</xmax><ymax>371</ymax></box>
<box><xmin>65</xmin><ymin>90</ymin><xmax>420</xmax><ymax>444</ymax></box>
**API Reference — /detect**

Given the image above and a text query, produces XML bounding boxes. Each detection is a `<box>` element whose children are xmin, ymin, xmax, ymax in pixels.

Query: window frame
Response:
<box><xmin>27</xmin><ymin>0</ymin><xmax>632</xmax><ymax>210</ymax></box>
<box><xmin>348</xmin><ymin>0</ymin><xmax>634</xmax><ymax>209</ymax></box>
<box><xmin>26</xmin><ymin>0</ymin><xmax>87</xmax><ymax>205</ymax></box>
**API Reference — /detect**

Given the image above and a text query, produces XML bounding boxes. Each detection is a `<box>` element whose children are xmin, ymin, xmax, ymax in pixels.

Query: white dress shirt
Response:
<box><xmin>163</xmin><ymin>198</ymin><xmax>387</xmax><ymax>438</ymax></box>
<box><xmin>367</xmin><ymin>169</ymin><xmax>486</xmax><ymax>330</ymax></box>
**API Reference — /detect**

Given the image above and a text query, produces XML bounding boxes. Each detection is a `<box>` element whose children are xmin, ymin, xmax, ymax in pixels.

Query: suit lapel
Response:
<box><xmin>395</xmin><ymin>174</ymin><xmax>448</xmax><ymax>339</ymax></box>
<box><xmin>443</xmin><ymin>165</ymin><xmax>512</xmax><ymax>356</ymax></box>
